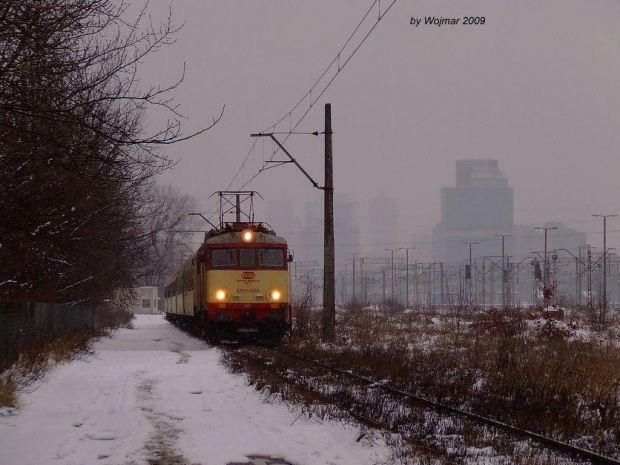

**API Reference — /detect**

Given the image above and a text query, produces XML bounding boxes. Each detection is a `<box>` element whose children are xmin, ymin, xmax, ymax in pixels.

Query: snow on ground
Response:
<box><xmin>0</xmin><ymin>314</ymin><xmax>388</xmax><ymax>465</ymax></box>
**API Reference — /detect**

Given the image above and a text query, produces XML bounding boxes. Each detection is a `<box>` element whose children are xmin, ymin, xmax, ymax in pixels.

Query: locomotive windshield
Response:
<box><xmin>259</xmin><ymin>249</ymin><xmax>284</xmax><ymax>268</ymax></box>
<box><xmin>211</xmin><ymin>249</ymin><xmax>237</xmax><ymax>267</ymax></box>
<box><xmin>240</xmin><ymin>248</ymin><xmax>256</xmax><ymax>267</ymax></box>
<box><xmin>209</xmin><ymin>247</ymin><xmax>286</xmax><ymax>268</ymax></box>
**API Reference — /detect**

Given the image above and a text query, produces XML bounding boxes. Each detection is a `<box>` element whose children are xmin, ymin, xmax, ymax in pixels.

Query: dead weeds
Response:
<box><xmin>224</xmin><ymin>305</ymin><xmax>619</xmax><ymax>463</ymax></box>
<box><xmin>1</xmin><ymin>307</ymin><xmax>133</xmax><ymax>410</ymax></box>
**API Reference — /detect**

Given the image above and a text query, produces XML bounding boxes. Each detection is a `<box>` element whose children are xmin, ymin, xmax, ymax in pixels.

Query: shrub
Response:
<box><xmin>472</xmin><ymin>307</ymin><xmax>523</xmax><ymax>337</ymax></box>
<box><xmin>535</xmin><ymin>318</ymin><xmax>576</xmax><ymax>341</ymax></box>
<box><xmin>380</xmin><ymin>298</ymin><xmax>405</xmax><ymax>314</ymax></box>
<box><xmin>292</xmin><ymin>280</ymin><xmax>316</xmax><ymax>337</ymax></box>
<box><xmin>1</xmin><ymin>304</ymin><xmax>133</xmax><ymax>408</ymax></box>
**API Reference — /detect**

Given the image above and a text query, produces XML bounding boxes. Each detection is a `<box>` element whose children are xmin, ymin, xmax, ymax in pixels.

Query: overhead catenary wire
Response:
<box><xmin>280</xmin><ymin>228</ymin><xmax>620</xmax><ymax>251</ymax></box>
<box><xmin>225</xmin><ymin>0</ymin><xmax>397</xmax><ymax>193</ymax></box>
<box><xmin>259</xmin><ymin>0</ymin><xmax>387</xmax><ymax>135</ymax></box>
<box><xmin>254</xmin><ymin>0</ymin><xmax>397</xmax><ymax>183</ymax></box>
<box><xmin>196</xmin><ymin>139</ymin><xmax>260</xmax><ymax>226</ymax></box>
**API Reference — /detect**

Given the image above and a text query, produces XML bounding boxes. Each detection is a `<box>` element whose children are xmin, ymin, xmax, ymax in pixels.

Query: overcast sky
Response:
<box><xmin>140</xmin><ymin>1</ymin><xmax>620</xmax><ymax>251</ymax></box>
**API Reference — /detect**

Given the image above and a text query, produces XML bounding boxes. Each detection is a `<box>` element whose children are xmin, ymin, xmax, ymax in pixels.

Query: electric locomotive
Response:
<box><xmin>164</xmin><ymin>216</ymin><xmax>291</xmax><ymax>343</ymax></box>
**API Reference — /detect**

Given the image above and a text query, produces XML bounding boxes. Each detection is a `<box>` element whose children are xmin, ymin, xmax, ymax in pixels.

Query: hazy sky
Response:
<box><xmin>140</xmin><ymin>1</ymin><xmax>620</xmax><ymax>251</ymax></box>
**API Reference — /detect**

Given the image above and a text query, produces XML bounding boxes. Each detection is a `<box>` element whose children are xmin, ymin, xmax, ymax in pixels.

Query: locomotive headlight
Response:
<box><xmin>215</xmin><ymin>289</ymin><xmax>229</xmax><ymax>302</ymax></box>
<box><xmin>268</xmin><ymin>289</ymin><xmax>282</xmax><ymax>302</ymax></box>
<box><xmin>242</xmin><ymin>229</ymin><xmax>254</xmax><ymax>243</ymax></box>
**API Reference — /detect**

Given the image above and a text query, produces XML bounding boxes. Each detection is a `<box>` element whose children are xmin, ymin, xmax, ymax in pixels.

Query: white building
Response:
<box><xmin>127</xmin><ymin>287</ymin><xmax>159</xmax><ymax>314</ymax></box>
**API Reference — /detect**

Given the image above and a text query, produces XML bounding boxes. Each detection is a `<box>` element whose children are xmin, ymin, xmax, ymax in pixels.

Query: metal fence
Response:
<box><xmin>330</xmin><ymin>255</ymin><xmax>620</xmax><ymax>311</ymax></box>
<box><xmin>0</xmin><ymin>301</ymin><xmax>95</xmax><ymax>371</ymax></box>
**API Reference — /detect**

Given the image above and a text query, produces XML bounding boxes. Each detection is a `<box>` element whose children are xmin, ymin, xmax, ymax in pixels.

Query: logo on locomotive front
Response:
<box><xmin>241</xmin><ymin>271</ymin><xmax>255</xmax><ymax>280</ymax></box>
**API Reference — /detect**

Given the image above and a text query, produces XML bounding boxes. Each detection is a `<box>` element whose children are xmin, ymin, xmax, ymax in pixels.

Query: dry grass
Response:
<box><xmin>0</xmin><ymin>307</ymin><xmax>133</xmax><ymax>410</ymax></box>
<box><xmin>270</xmin><ymin>304</ymin><xmax>620</xmax><ymax>460</ymax></box>
<box><xmin>0</xmin><ymin>330</ymin><xmax>94</xmax><ymax>410</ymax></box>
<box><xmin>0</xmin><ymin>375</ymin><xmax>18</xmax><ymax>408</ymax></box>
<box><xmin>223</xmin><ymin>339</ymin><xmax>589</xmax><ymax>464</ymax></box>
<box><xmin>296</xmin><ymin>311</ymin><xmax>620</xmax><ymax>453</ymax></box>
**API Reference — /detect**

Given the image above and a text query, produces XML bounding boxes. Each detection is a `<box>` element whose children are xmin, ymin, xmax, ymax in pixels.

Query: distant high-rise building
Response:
<box><xmin>441</xmin><ymin>159</ymin><xmax>513</xmax><ymax>231</ymax></box>
<box><xmin>434</xmin><ymin>160</ymin><xmax>514</xmax><ymax>263</ymax></box>
<box><xmin>429</xmin><ymin>160</ymin><xmax>589</xmax><ymax>307</ymax></box>
<box><xmin>433</xmin><ymin>160</ymin><xmax>586</xmax><ymax>267</ymax></box>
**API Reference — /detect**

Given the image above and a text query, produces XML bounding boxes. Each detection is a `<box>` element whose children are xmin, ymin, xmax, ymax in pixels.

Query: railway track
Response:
<box><xmin>227</xmin><ymin>344</ymin><xmax>620</xmax><ymax>465</ymax></box>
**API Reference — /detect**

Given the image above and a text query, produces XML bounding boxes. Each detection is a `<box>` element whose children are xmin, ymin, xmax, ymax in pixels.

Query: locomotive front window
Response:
<box><xmin>211</xmin><ymin>248</ymin><xmax>237</xmax><ymax>268</ymax></box>
<box><xmin>259</xmin><ymin>249</ymin><xmax>284</xmax><ymax>268</ymax></box>
<box><xmin>240</xmin><ymin>248</ymin><xmax>256</xmax><ymax>267</ymax></box>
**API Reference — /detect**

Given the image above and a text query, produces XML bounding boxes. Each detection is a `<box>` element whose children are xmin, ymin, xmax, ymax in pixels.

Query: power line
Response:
<box><xmin>280</xmin><ymin>228</ymin><xmax>620</xmax><ymax>249</ymax></box>
<box><xmin>227</xmin><ymin>0</ymin><xmax>397</xmax><ymax>192</ymax></box>
<box><xmin>227</xmin><ymin>138</ymin><xmax>259</xmax><ymax>191</ymax></box>
<box><xmin>260</xmin><ymin>0</ymin><xmax>390</xmax><ymax>136</ymax></box>
<box><xmin>194</xmin><ymin>139</ymin><xmax>261</xmax><ymax>226</ymax></box>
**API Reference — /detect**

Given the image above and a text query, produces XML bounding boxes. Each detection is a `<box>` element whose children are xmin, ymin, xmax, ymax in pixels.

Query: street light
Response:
<box><xmin>462</xmin><ymin>241</ymin><xmax>478</xmax><ymax>310</ymax></box>
<box><xmin>534</xmin><ymin>226</ymin><xmax>557</xmax><ymax>308</ymax></box>
<box><xmin>398</xmin><ymin>247</ymin><xmax>416</xmax><ymax>308</ymax></box>
<box><xmin>559</xmin><ymin>248</ymin><xmax>582</xmax><ymax>306</ymax></box>
<box><xmin>347</xmin><ymin>252</ymin><xmax>361</xmax><ymax>304</ymax></box>
<box><xmin>592</xmin><ymin>214</ymin><xmax>617</xmax><ymax>324</ymax></box>
<box><xmin>384</xmin><ymin>248</ymin><xmax>398</xmax><ymax>301</ymax></box>
<box><xmin>493</xmin><ymin>234</ymin><xmax>513</xmax><ymax>308</ymax></box>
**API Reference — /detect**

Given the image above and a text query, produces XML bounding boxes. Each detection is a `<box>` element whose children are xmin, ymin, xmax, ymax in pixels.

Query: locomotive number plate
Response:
<box><xmin>237</xmin><ymin>288</ymin><xmax>259</xmax><ymax>293</ymax></box>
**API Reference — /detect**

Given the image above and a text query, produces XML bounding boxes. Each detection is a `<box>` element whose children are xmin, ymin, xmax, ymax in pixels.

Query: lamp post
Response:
<box><xmin>592</xmin><ymin>214</ymin><xmax>617</xmax><ymax>325</ymax></box>
<box><xmin>534</xmin><ymin>226</ymin><xmax>557</xmax><ymax>308</ymax></box>
<box><xmin>493</xmin><ymin>234</ymin><xmax>513</xmax><ymax>308</ymax></box>
<box><xmin>585</xmin><ymin>245</ymin><xmax>594</xmax><ymax>311</ymax></box>
<box><xmin>384</xmin><ymin>248</ymin><xmax>398</xmax><ymax>302</ymax></box>
<box><xmin>559</xmin><ymin>248</ymin><xmax>582</xmax><ymax>307</ymax></box>
<box><xmin>462</xmin><ymin>241</ymin><xmax>478</xmax><ymax>311</ymax></box>
<box><xmin>398</xmin><ymin>247</ymin><xmax>416</xmax><ymax>308</ymax></box>
<box><xmin>348</xmin><ymin>252</ymin><xmax>361</xmax><ymax>305</ymax></box>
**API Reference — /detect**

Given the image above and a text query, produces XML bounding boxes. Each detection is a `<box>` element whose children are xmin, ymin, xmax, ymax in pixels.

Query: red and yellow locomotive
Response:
<box><xmin>164</xmin><ymin>221</ymin><xmax>290</xmax><ymax>343</ymax></box>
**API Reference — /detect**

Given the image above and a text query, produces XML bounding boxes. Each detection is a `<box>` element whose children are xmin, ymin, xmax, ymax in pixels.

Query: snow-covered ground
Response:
<box><xmin>0</xmin><ymin>315</ymin><xmax>388</xmax><ymax>465</ymax></box>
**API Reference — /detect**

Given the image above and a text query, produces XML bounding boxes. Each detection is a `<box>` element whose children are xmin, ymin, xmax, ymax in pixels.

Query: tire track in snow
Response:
<box><xmin>135</xmin><ymin>378</ymin><xmax>189</xmax><ymax>465</ymax></box>
<box><xmin>131</xmin><ymin>336</ymin><xmax>198</xmax><ymax>465</ymax></box>
<box><xmin>169</xmin><ymin>341</ymin><xmax>191</xmax><ymax>365</ymax></box>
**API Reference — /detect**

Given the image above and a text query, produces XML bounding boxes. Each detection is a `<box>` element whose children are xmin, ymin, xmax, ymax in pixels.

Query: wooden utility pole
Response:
<box><xmin>250</xmin><ymin>105</ymin><xmax>335</xmax><ymax>340</ymax></box>
<box><xmin>322</xmin><ymin>103</ymin><xmax>335</xmax><ymax>341</ymax></box>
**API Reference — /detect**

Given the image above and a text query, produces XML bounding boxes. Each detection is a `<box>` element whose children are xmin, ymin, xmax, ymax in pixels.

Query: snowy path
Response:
<box><xmin>0</xmin><ymin>315</ymin><xmax>388</xmax><ymax>465</ymax></box>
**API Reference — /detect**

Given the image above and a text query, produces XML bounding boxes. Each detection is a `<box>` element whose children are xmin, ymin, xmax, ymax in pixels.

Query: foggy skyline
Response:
<box><xmin>138</xmin><ymin>1</ymin><xmax>620</xmax><ymax>256</ymax></box>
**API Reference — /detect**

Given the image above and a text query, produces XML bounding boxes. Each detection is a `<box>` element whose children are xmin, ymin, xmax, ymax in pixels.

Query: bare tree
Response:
<box><xmin>0</xmin><ymin>1</ymin><xmax>221</xmax><ymax>303</ymax></box>
<box><xmin>134</xmin><ymin>183</ymin><xmax>199</xmax><ymax>286</ymax></box>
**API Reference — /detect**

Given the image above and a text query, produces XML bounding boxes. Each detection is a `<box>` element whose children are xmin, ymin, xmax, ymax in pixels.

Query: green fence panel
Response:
<box><xmin>0</xmin><ymin>301</ymin><xmax>97</xmax><ymax>371</ymax></box>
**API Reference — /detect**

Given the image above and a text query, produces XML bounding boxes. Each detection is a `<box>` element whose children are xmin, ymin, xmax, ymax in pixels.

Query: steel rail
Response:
<box><xmin>270</xmin><ymin>347</ymin><xmax>620</xmax><ymax>465</ymax></box>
